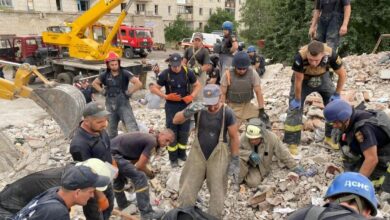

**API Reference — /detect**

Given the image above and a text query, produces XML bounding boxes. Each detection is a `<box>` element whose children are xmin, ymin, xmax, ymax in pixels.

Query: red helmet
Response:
<box><xmin>105</xmin><ymin>52</ymin><xmax>120</xmax><ymax>63</ymax></box>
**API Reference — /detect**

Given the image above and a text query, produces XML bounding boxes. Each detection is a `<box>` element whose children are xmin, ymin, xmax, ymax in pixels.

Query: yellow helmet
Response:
<box><xmin>76</xmin><ymin>158</ymin><xmax>118</xmax><ymax>191</ymax></box>
<box><xmin>246</xmin><ymin>124</ymin><xmax>262</xmax><ymax>139</ymax></box>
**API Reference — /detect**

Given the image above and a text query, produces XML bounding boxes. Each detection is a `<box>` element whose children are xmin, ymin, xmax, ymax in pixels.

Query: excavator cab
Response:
<box><xmin>0</xmin><ymin>60</ymin><xmax>86</xmax><ymax>138</ymax></box>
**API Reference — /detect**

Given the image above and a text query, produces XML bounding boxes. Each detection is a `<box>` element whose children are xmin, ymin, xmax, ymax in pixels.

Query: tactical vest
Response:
<box><xmin>227</xmin><ymin>68</ymin><xmax>254</xmax><ymax>103</ymax></box>
<box><xmin>105</xmin><ymin>70</ymin><xmax>127</xmax><ymax>97</ymax></box>
<box><xmin>298</xmin><ymin>44</ymin><xmax>332</xmax><ymax>76</ymax></box>
<box><xmin>221</xmin><ymin>35</ymin><xmax>233</xmax><ymax>54</ymax></box>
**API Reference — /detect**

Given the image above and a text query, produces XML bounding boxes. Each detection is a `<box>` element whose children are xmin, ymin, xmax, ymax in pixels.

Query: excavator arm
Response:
<box><xmin>0</xmin><ymin>60</ymin><xmax>86</xmax><ymax>138</ymax></box>
<box><xmin>42</xmin><ymin>0</ymin><xmax>133</xmax><ymax>61</ymax></box>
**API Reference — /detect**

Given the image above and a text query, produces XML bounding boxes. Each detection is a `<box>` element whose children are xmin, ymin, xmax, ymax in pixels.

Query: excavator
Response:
<box><xmin>42</xmin><ymin>0</ymin><xmax>133</xmax><ymax>61</ymax></box>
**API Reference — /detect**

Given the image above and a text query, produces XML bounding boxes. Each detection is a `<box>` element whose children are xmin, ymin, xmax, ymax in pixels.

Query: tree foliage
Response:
<box><xmin>204</xmin><ymin>8</ymin><xmax>237</xmax><ymax>33</ymax></box>
<box><xmin>164</xmin><ymin>15</ymin><xmax>192</xmax><ymax>42</ymax></box>
<box><xmin>240</xmin><ymin>0</ymin><xmax>390</xmax><ymax>63</ymax></box>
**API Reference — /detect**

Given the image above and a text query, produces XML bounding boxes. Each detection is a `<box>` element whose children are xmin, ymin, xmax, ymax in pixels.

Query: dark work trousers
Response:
<box><xmin>105</xmin><ymin>93</ymin><xmax>139</xmax><ymax>139</ymax></box>
<box><xmin>83</xmin><ymin>184</ymin><xmax>114</xmax><ymax>220</ymax></box>
<box><xmin>0</xmin><ymin>207</ymin><xmax>13</xmax><ymax>220</ymax></box>
<box><xmin>284</xmin><ymin>72</ymin><xmax>335</xmax><ymax>145</ymax></box>
<box><xmin>165</xmin><ymin>101</ymin><xmax>190</xmax><ymax>161</ymax></box>
<box><xmin>112</xmin><ymin>154</ymin><xmax>153</xmax><ymax>215</ymax></box>
<box><xmin>316</xmin><ymin>12</ymin><xmax>344</xmax><ymax>52</ymax></box>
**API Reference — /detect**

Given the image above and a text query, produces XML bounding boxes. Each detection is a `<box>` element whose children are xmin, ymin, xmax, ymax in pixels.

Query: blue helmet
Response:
<box><xmin>222</xmin><ymin>21</ymin><xmax>233</xmax><ymax>33</ymax></box>
<box><xmin>232</xmin><ymin>51</ymin><xmax>251</xmax><ymax>69</ymax></box>
<box><xmin>325</xmin><ymin>172</ymin><xmax>378</xmax><ymax>216</ymax></box>
<box><xmin>247</xmin><ymin>45</ymin><xmax>256</xmax><ymax>53</ymax></box>
<box><xmin>323</xmin><ymin>99</ymin><xmax>352</xmax><ymax>122</ymax></box>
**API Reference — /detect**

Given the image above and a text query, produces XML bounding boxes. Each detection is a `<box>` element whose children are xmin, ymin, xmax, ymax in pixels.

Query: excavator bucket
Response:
<box><xmin>29</xmin><ymin>84</ymin><xmax>86</xmax><ymax>139</ymax></box>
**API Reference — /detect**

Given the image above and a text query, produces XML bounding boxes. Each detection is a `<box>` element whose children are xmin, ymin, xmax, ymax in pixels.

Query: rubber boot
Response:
<box><xmin>324</xmin><ymin>136</ymin><xmax>340</xmax><ymax>150</ymax></box>
<box><xmin>288</xmin><ymin>144</ymin><xmax>298</xmax><ymax>155</ymax></box>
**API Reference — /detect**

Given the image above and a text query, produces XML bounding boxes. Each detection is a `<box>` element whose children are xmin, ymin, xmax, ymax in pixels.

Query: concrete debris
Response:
<box><xmin>0</xmin><ymin>52</ymin><xmax>390</xmax><ymax>219</ymax></box>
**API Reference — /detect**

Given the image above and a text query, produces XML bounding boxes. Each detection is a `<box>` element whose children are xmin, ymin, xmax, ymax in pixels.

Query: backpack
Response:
<box><xmin>162</xmin><ymin>206</ymin><xmax>218</xmax><ymax>220</ymax></box>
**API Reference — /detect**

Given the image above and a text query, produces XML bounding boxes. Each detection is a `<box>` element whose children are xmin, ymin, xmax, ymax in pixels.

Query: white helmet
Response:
<box><xmin>76</xmin><ymin>158</ymin><xmax>118</xmax><ymax>191</ymax></box>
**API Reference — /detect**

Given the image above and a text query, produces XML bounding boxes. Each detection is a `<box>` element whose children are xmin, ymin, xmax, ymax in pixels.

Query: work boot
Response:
<box><xmin>141</xmin><ymin>209</ymin><xmax>165</xmax><ymax>220</ymax></box>
<box><xmin>288</xmin><ymin>144</ymin><xmax>298</xmax><ymax>155</ymax></box>
<box><xmin>178</xmin><ymin>153</ymin><xmax>187</xmax><ymax>161</ymax></box>
<box><xmin>170</xmin><ymin>160</ymin><xmax>179</xmax><ymax>168</ymax></box>
<box><xmin>324</xmin><ymin>136</ymin><xmax>339</xmax><ymax>150</ymax></box>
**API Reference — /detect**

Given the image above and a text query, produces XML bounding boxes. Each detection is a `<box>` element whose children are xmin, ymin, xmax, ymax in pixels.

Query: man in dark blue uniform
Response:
<box><xmin>151</xmin><ymin>53</ymin><xmax>201</xmax><ymax>168</ymax></box>
<box><xmin>247</xmin><ymin>45</ymin><xmax>266</xmax><ymax>77</ymax></box>
<box><xmin>219</xmin><ymin>21</ymin><xmax>238</xmax><ymax>75</ymax></box>
<box><xmin>309</xmin><ymin>0</ymin><xmax>351</xmax><ymax>51</ymax></box>
<box><xmin>324</xmin><ymin>99</ymin><xmax>390</xmax><ymax>192</ymax></box>
<box><xmin>92</xmin><ymin>52</ymin><xmax>142</xmax><ymax>138</ymax></box>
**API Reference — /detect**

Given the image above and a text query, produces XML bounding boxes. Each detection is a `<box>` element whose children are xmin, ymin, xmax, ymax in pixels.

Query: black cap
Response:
<box><xmin>61</xmin><ymin>165</ymin><xmax>110</xmax><ymax>190</ymax></box>
<box><xmin>83</xmin><ymin>102</ymin><xmax>110</xmax><ymax>118</ymax></box>
<box><xmin>169</xmin><ymin>53</ymin><xmax>182</xmax><ymax>67</ymax></box>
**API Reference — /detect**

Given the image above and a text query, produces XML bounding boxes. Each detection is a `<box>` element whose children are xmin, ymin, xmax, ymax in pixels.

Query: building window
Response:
<box><xmin>209</xmin><ymin>8</ymin><xmax>212</xmax><ymax>15</ymax></box>
<box><xmin>168</xmin><ymin>5</ymin><xmax>171</xmax><ymax>15</ymax></box>
<box><xmin>199</xmin><ymin>7</ymin><xmax>202</xmax><ymax>15</ymax></box>
<box><xmin>56</xmin><ymin>0</ymin><xmax>62</xmax><ymax>11</ymax></box>
<box><xmin>27</xmin><ymin>0</ymin><xmax>34</xmax><ymax>11</ymax></box>
<box><xmin>0</xmin><ymin>0</ymin><xmax>12</xmax><ymax>7</ymax></box>
<box><xmin>154</xmin><ymin>5</ymin><xmax>158</xmax><ymax>15</ymax></box>
<box><xmin>199</xmin><ymin>22</ymin><xmax>203</xmax><ymax>30</ymax></box>
<box><xmin>77</xmin><ymin>0</ymin><xmax>89</xmax><ymax>11</ymax></box>
<box><xmin>120</xmin><ymin>3</ymin><xmax>126</xmax><ymax>10</ymax></box>
<box><xmin>136</xmin><ymin>4</ymin><xmax>145</xmax><ymax>14</ymax></box>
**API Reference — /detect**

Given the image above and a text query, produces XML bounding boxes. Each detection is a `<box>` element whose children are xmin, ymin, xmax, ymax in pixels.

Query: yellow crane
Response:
<box><xmin>42</xmin><ymin>0</ymin><xmax>133</xmax><ymax>61</ymax></box>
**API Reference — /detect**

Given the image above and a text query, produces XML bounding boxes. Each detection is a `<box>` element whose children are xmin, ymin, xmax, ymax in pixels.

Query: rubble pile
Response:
<box><xmin>1</xmin><ymin>52</ymin><xmax>390</xmax><ymax>219</ymax></box>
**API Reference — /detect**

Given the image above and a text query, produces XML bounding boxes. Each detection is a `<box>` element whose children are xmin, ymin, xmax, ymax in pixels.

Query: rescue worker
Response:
<box><xmin>239</xmin><ymin>118</ymin><xmax>303</xmax><ymax>187</ymax></box>
<box><xmin>92</xmin><ymin>51</ymin><xmax>142</xmax><ymax>138</ymax></box>
<box><xmin>151</xmin><ymin>53</ymin><xmax>201</xmax><ymax>168</ymax></box>
<box><xmin>288</xmin><ymin>172</ymin><xmax>378</xmax><ymax>219</ymax></box>
<box><xmin>110</xmin><ymin>130</ymin><xmax>174</xmax><ymax>217</ymax></box>
<box><xmin>12</xmin><ymin>165</ymin><xmax>110</xmax><ymax>220</ymax></box>
<box><xmin>324</xmin><ymin>99</ymin><xmax>390</xmax><ymax>192</ymax></box>
<box><xmin>207</xmin><ymin>54</ymin><xmax>221</xmax><ymax>85</ymax></box>
<box><xmin>284</xmin><ymin>40</ymin><xmax>347</xmax><ymax>155</ymax></box>
<box><xmin>220</xmin><ymin>51</ymin><xmax>269</xmax><ymax>126</ymax></box>
<box><xmin>70</xmin><ymin>102</ymin><xmax>116</xmax><ymax>220</ymax></box>
<box><xmin>173</xmin><ymin>84</ymin><xmax>240</xmax><ymax>219</ymax></box>
<box><xmin>309</xmin><ymin>0</ymin><xmax>351</xmax><ymax>51</ymax></box>
<box><xmin>218</xmin><ymin>21</ymin><xmax>238</xmax><ymax>75</ymax></box>
<box><xmin>183</xmin><ymin>32</ymin><xmax>211</xmax><ymax>101</ymax></box>
<box><xmin>0</xmin><ymin>159</ymin><xmax>116</xmax><ymax>220</ymax></box>
<box><xmin>247</xmin><ymin>45</ymin><xmax>266</xmax><ymax>77</ymax></box>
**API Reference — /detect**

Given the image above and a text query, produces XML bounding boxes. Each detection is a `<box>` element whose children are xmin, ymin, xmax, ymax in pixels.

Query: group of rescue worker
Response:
<box><xmin>1</xmin><ymin>0</ymin><xmax>390</xmax><ymax>219</ymax></box>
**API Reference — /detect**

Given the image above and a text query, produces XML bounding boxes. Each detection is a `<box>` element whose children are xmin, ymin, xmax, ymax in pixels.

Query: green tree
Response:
<box><xmin>204</xmin><ymin>8</ymin><xmax>237</xmax><ymax>33</ymax></box>
<box><xmin>164</xmin><ymin>15</ymin><xmax>192</xmax><ymax>42</ymax></box>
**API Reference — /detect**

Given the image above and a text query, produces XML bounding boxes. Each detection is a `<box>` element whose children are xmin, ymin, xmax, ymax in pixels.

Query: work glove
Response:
<box><xmin>258</xmin><ymin>108</ymin><xmax>270</xmax><ymax>127</ymax></box>
<box><xmin>97</xmin><ymin>196</ymin><xmax>109</xmax><ymax>212</ymax></box>
<box><xmin>182</xmin><ymin>95</ymin><xmax>194</xmax><ymax>104</ymax></box>
<box><xmin>227</xmin><ymin>155</ymin><xmax>240</xmax><ymax>192</ymax></box>
<box><xmin>165</xmin><ymin>93</ymin><xmax>182</xmax><ymax>102</ymax></box>
<box><xmin>289</xmin><ymin>99</ymin><xmax>301</xmax><ymax>110</ymax></box>
<box><xmin>249</xmin><ymin>152</ymin><xmax>261</xmax><ymax>167</ymax></box>
<box><xmin>183</xmin><ymin>102</ymin><xmax>205</xmax><ymax>119</ymax></box>
<box><xmin>292</xmin><ymin>165</ymin><xmax>305</xmax><ymax>176</ymax></box>
<box><xmin>329</xmin><ymin>93</ymin><xmax>340</xmax><ymax>102</ymax></box>
<box><xmin>100</xmin><ymin>88</ymin><xmax>107</xmax><ymax>96</ymax></box>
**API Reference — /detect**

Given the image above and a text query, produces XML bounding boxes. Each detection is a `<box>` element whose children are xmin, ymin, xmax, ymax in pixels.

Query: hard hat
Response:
<box><xmin>247</xmin><ymin>45</ymin><xmax>256</xmax><ymax>53</ymax></box>
<box><xmin>76</xmin><ymin>158</ymin><xmax>118</xmax><ymax>191</ymax></box>
<box><xmin>232</xmin><ymin>51</ymin><xmax>251</xmax><ymax>69</ymax></box>
<box><xmin>105</xmin><ymin>51</ymin><xmax>120</xmax><ymax>63</ymax></box>
<box><xmin>246</xmin><ymin>118</ymin><xmax>264</xmax><ymax>139</ymax></box>
<box><xmin>323</xmin><ymin>99</ymin><xmax>352</xmax><ymax>122</ymax></box>
<box><xmin>325</xmin><ymin>172</ymin><xmax>378</xmax><ymax>216</ymax></box>
<box><xmin>222</xmin><ymin>21</ymin><xmax>233</xmax><ymax>33</ymax></box>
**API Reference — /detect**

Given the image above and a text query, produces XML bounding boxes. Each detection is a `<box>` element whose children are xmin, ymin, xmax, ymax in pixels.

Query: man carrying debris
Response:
<box><xmin>284</xmin><ymin>40</ymin><xmax>347</xmax><ymax>155</ymax></box>
<box><xmin>151</xmin><ymin>53</ymin><xmax>201</xmax><ymax>168</ymax></box>
<box><xmin>324</xmin><ymin>99</ymin><xmax>390</xmax><ymax>192</ymax></box>
<box><xmin>309</xmin><ymin>0</ymin><xmax>351</xmax><ymax>51</ymax></box>
<box><xmin>70</xmin><ymin>102</ymin><xmax>116</xmax><ymax>220</ymax></box>
<box><xmin>183</xmin><ymin>32</ymin><xmax>211</xmax><ymax>101</ymax></box>
<box><xmin>92</xmin><ymin>51</ymin><xmax>142</xmax><ymax>138</ymax></box>
<box><xmin>247</xmin><ymin>45</ymin><xmax>266</xmax><ymax>77</ymax></box>
<box><xmin>239</xmin><ymin>118</ymin><xmax>304</xmax><ymax>187</ymax></box>
<box><xmin>173</xmin><ymin>84</ymin><xmax>240</xmax><ymax>219</ymax></box>
<box><xmin>220</xmin><ymin>51</ymin><xmax>269</xmax><ymax>126</ymax></box>
<box><xmin>288</xmin><ymin>172</ymin><xmax>378</xmax><ymax>219</ymax></box>
<box><xmin>12</xmin><ymin>164</ymin><xmax>110</xmax><ymax>220</ymax></box>
<box><xmin>110</xmin><ymin>130</ymin><xmax>175</xmax><ymax>219</ymax></box>
<box><xmin>0</xmin><ymin>159</ymin><xmax>116</xmax><ymax>220</ymax></box>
